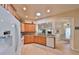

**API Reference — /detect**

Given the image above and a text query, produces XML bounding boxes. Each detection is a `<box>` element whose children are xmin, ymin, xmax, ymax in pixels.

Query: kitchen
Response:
<box><xmin>0</xmin><ymin>4</ymin><xmax>79</xmax><ymax>55</ymax></box>
<box><xmin>21</xmin><ymin>21</ymin><xmax>56</xmax><ymax>48</ymax></box>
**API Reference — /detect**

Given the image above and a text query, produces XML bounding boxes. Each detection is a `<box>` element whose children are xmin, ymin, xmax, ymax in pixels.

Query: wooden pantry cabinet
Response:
<box><xmin>21</xmin><ymin>23</ymin><xmax>36</xmax><ymax>32</ymax></box>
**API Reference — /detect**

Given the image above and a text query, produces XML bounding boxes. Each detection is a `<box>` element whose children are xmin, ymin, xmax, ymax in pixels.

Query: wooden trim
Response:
<box><xmin>10</xmin><ymin>4</ymin><xmax>16</xmax><ymax>11</ymax></box>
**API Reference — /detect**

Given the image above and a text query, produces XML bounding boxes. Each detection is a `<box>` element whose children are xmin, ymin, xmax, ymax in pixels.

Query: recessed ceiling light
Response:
<box><xmin>23</xmin><ymin>7</ymin><xmax>26</xmax><ymax>11</ymax></box>
<box><xmin>25</xmin><ymin>15</ymin><xmax>28</xmax><ymax>18</ymax></box>
<box><xmin>36</xmin><ymin>12</ymin><xmax>41</xmax><ymax>16</ymax></box>
<box><xmin>47</xmin><ymin>9</ymin><xmax>50</xmax><ymax>13</ymax></box>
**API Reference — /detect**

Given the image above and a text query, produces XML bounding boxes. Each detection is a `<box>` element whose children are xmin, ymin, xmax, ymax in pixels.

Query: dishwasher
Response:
<box><xmin>46</xmin><ymin>35</ymin><xmax>56</xmax><ymax>48</ymax></box>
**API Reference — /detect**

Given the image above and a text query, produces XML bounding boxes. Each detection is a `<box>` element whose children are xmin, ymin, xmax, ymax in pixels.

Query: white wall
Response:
<box><xmin>35</xmin><ymin>18</ymin><xmax>56</xmax><ymax>35</ymax></box>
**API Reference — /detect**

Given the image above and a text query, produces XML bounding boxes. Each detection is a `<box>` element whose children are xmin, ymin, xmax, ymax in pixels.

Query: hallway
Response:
<box><xmin>56</xmin><ymin>40</ymin><xmax>79</xmax><ymax>55</ymax></box>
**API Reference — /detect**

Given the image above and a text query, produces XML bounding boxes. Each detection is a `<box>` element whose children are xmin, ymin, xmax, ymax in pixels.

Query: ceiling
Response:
<box><xmin>12</xmin><ymin>4</ymin><xmax>79</xmax><ymax>21</ymax></box>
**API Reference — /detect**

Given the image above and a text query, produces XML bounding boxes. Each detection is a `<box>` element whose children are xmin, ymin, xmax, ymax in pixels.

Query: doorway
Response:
<box><xmin>55</xmin><ymin>17</ymin><xmax>73</xmax><ymax>51</ymax></box>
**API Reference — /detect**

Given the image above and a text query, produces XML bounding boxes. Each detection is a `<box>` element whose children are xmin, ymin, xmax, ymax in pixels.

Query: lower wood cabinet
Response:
<box><xmin>34</xmin><ymin>36</ymin><xmax>46</xmax><ymax>45</ymax></box>
<box><xmin>24</xmin><ymin>35</ymin><xmax>34</xmax><ymax>44</ymax></box>
<box><xmin>24</xmin><ymin>35</ymin><xmax>46</xmax><ymax>46</ymax></box>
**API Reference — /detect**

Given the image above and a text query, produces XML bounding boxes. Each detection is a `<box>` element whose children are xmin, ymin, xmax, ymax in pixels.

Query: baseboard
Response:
<box><xmin>71</xmin><ymin>47</ymin><xmax>79</xmax><ymax>52</ymax></box>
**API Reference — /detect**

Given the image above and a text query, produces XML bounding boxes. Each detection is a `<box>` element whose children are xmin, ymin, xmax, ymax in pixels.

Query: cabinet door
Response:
<box><xmin>38</xmin><ymin>36</ymin><xmax>46</xmax><ymax>45</ymax></box>
<box><xmin>28</xmin><ymin>24</ymin><xmax>36</xmax><ymax>32</ymax></box>
<box><xmin>35</xmin><ymin>36</ymin><xmax>46</xmax><ymax>45</ymax></box>
<box><xmin>24</xmin><ymin>24</ymin><xmax>36</xmax><ymax>32</ymax></box>
<box><xmin>32</xmin><ymin>24</ymin><xmax>36</xmax><ymax>32</ymax></box>
<box><xmin>24</xmin><ymin>35</ymin><xmax>34</xmax><ymax>44</ymax></box>
<box><xmin>34</xmin><ymin>36</ymin><xmax>39</xmax><ymax>43</ymax></box>
<box><xmin>24</xmin><ymin>24</ymin><xmax>30</xmax><ymax>32</ymax></box>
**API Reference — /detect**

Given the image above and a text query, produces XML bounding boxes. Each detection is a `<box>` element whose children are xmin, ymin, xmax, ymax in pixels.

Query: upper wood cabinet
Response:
<box><xmin>21</xmin><ymin>23</ymin><xmax>36</xmax><ymax>32</ymax></box>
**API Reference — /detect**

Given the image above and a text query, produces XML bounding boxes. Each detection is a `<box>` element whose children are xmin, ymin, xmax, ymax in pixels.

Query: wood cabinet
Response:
<box><xmin>34</xmin><ymin>36</ymin><xmax>46</xmax><ymax>45</ymax></box>
<box><xmin>21</xmin><ymin>23</ymin><xmax>36</xmax><ymax>32</ymax></box>
<box><xmin>24</xmin><ymin>35</ymin><xmax>46</xmax><ymax>46</ymax></box>
<box><xmin>21</xmin><ymin>23</ymin><xmax>25</xmax><ymax>32</ymax></box>
<box><xmin>24</xmin><ymin>35</ymin><xmax>34</xmax><ymax>44</ymax></box>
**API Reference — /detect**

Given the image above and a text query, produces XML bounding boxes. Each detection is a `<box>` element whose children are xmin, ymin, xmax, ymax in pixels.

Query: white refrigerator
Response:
<box><xmin>0</xmin><ymin>6</ymin><xmax>22</xmax><ymax>55</ymax></box>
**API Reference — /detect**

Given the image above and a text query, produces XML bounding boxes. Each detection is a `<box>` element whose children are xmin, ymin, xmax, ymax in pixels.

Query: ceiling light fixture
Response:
<box><xmin>23</xmin><ymin>7</ymin><xmax>26</xmax><ymax>11</ymax></box>
<box><xmin>47</xmin><ymin>9</ymin><xmax>50</xmax><ymax>13</ymax></box>
<box><xmin>36</xmin><ymin>12</ymin><xmax>41</xmax><ymax>16</ymax></box>
<box><xmin>25</xmin><ymin>15</ymin><xmax>28</xmax><ymax>18</ymax></box>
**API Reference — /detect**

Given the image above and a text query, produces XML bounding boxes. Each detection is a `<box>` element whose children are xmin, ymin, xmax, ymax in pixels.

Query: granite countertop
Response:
<box><xmin>21</xmin><ymin>32</ymin><xmax>55</xmax><ymax>38</ymax></box>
